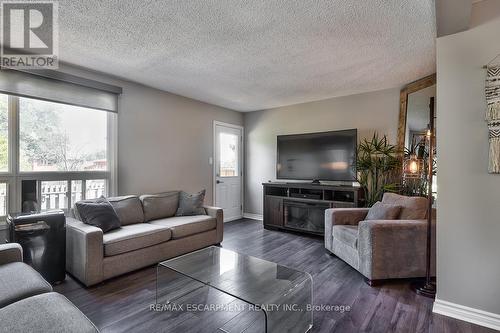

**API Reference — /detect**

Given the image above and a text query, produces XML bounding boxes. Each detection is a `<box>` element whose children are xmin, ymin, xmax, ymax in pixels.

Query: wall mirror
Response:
<box><xmin>397</xmin><ymin>74</ymin><xmax>436</xmax><ymax>202</ymax></box>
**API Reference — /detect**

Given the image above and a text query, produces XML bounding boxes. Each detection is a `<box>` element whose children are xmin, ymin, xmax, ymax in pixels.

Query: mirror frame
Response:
<box><xmin>397</xmin><ymin>73</ymin><xmax>436</xmax><ymax>151</ymax></box>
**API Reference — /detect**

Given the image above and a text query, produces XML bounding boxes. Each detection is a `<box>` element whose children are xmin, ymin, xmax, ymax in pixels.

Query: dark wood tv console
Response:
<box><xmin>263</xmin><ymin>182</ymin><xmax>364</xmax><ymax>236</ymax></box>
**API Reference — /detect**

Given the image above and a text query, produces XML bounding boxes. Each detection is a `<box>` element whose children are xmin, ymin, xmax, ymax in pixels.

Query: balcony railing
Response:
<box><xmin>40</xmin><ymin>180</ymin><xmax>106</xmax><ymax>211</ymax></box>
<box><xmin>0</xmin><ymin>184</ymin><xmax>7</xmax><ymax>216</ymax></box>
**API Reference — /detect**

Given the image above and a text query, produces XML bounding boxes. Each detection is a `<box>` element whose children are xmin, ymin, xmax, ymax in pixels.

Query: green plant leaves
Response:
<box><xmin>357</xmin><ymin>132</ymin><xmax>401</xmax><ymax>207</ymax></box>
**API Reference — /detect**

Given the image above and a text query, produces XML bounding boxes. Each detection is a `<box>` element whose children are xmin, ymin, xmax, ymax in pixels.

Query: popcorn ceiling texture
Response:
<box><xmin>58</xmin><ymin>0</ymin><xmax>436</xmax><ymax>111</ymax></box>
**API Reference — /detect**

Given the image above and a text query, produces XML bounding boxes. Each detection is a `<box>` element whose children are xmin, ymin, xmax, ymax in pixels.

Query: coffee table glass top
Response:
<box><xmin>159</xmin><ymin>246</ymin><xmax>311</xmax><ymax>305</ymax></box>
<box><xmin>158</xmin><ymin>246</ymin><xmax>313</xmax><ymax>332</ymax></box>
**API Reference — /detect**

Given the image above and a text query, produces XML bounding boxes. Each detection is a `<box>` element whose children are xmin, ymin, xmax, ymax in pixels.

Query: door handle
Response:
<box><xmin>216</xmin><ymin>180</ymin><xmax>224</xmax><ymax>184</ymax></box>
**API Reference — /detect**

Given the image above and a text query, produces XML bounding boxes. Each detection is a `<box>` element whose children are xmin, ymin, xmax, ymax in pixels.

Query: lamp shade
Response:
<box><xmin>404</xmin><ymin>155</ymin><xmax>424</xmax><ymax>178</ymax></box>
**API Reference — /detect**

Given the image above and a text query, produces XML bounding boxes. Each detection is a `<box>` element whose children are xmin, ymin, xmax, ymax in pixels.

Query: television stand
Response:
<box><xmin>262</xmin><ymin>182</ymin><xmax>363</xmax><ymax>236</ymax></box>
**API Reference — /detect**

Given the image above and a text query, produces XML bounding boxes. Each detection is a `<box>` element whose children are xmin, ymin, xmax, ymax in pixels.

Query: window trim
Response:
<box><xmin>0</xmin><ymin>180</ymin><xmax>9</xmax><ymax>218</ymax></box>
<box><xmin>0</xmin><ymin>94</ymin><xmax>117</xmax><ymax>217</ymax></box>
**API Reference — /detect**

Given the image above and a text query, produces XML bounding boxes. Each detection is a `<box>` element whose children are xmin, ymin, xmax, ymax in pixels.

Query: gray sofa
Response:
<box><xmin>325</xmin><ymin>193</ymin><xmax>436</xmax><ymax>284</ymax></box>
<box><xmin>67</xmin><ymin>192</ymin><xmax>223</xmax><ymax>287</ymax></box>
<box><xmin>0</xmin><ymin>243</ymin><xmax>98</xmax><ymax>333</ymax></box>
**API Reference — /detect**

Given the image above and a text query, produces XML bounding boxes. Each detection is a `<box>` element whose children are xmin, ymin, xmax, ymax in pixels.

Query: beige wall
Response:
<box><xmin>59</xmin><ymin>64</ymin><xmax>243</xmax><ymax>205</ymax></box>
<box><xmin>436</xmin><ymin>0</ymin><xmax>500</xmax><ymax>315</ymax></box>
<box><xmin>243</xmin><ymin>88</ymin><xmax>400</xmax><ymax>215</ymax></box>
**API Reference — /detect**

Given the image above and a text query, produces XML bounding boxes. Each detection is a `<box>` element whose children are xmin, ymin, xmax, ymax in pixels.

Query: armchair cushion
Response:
<box><xmin>382</xmin><ymin>193</ymin><xmax>427</xmax><ymax>219</ymax></box>
<box><xmin>324</xmin><ymin>208</ymin><xmax>369</xmax><ymax>251</ymax></box>
<box><xmin>0</xmin><ymin>262</ymin><xmax>52</xmax><ymax>308</ymax></box>
<box><xmin>332</xmin><ymin>225</ymin><xmax>358</xmax><ymax>249</ymax></box>
<box><xmin>326</xmin><ymin>208</ymin><xmax>370</xmax><ymax>226</ymax></box>
<box><xmin>365</xmin><ymin>201</ymin><xmax>401</xmax><ymax>220</ymax></box>
<box><xmin>0</xmin><ymin>243</ymin><xmax>23</xmax><ymax>265</ymax></box>
<box><xmin>0</xmin><ymin>292</ymin><xmax>99</xmax><ymax>333</ymax></box>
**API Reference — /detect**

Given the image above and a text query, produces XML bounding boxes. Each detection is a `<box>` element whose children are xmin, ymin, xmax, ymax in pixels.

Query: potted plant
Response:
<box><xmin>357</xmin><ymin>133</ymin><xmax>400</xmax><ymax>207</ymax></box>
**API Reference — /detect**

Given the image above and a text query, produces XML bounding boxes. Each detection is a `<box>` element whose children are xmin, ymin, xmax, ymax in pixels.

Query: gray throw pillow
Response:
<box><xmin>107</xmin><ymin>195</ymin><xmax>144</xmax><ymax>225</ymax></box>
<box><xmin>75</xmin><ymin>197</ymin><xmax>121</xmax><ymax>233</ymax></box>
<box><xmin>365</xmin><ymin>201</ymin><xmax>401</xmax><ymax>220</ymax></box>
<box><xmin>175</xmin><ymin>190</ymin><xmax>206</xmax><ymax>216</ymax></box>
<box><xmin>382</xmin><ymin>193</ymin><xmax>428</xmax><ymax>219</ymax></box>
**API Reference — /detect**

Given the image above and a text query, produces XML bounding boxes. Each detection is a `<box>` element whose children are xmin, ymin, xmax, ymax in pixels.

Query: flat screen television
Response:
<box><xmin>277</xmin><ymin>129</ymin><xmax>357</xmax><ymax>181</ymax></box>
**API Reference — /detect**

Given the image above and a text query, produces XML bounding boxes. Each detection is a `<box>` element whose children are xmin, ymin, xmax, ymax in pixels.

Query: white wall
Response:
<box><xmin>436</xmin><ymin>0</ymin><xmax>500</xmax><ymax>315</ymax></box>
<box><xmin>58</xmin><ymin>64</ymin><xmax>243</xmax><ymax>205</ymax></box>
<box><xmin>243</xmin><ymin>88</ymin><xmax>400</xmax><ymax>215</ymax></box>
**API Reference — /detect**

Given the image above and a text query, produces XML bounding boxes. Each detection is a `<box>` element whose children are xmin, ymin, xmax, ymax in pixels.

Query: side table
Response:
<box><xmin>7</xmin><ymin>210</ymin><xmax>66</xmax><ymax>284</ymax></box>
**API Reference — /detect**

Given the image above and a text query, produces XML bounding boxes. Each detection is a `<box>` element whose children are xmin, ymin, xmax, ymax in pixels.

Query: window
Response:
<box><xmin>0</xmin><ymin>95</ymin><xmax>116</xmax><ymax>217</ymax></box>
<box><xmin>85</xmin><ymin>179</ymin><xmax>106</xmax><ymax>199</ymax></box>
<box><xmin>19</xmin><ymin>98</ymin><xmax>108</xmax><ymax>172</ymax></box>
<box><xmin>0</xmin><ymin>94</ymin><xmax>8</xmax><ymax>172</ymax></box>
<box><xmin>219</xmin><ymin>133</ymin><xmax>238</xmax><ymax>177</ymax></box>
<box><xmin>71</xmin><ymin>180</ymin><xmax>83</xmax><ymax>207</ymax></box>
<box><xmin>0</xmin><ymin>183</ymin><xmax>7</xmax><ymax>216</ymax></box>
<box><xmin>39</xmin><ymin>179</ymin><xmax>107</xmax><ymax>211</ymax></box>
<box><xmin>41</xmin><ymin>181</ymin><xmax>68</xmax><ymax>211</ymax></box>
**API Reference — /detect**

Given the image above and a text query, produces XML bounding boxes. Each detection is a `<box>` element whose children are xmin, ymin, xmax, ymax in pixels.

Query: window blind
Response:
<box><xmin>0</xmin><ymin>69</ymin><xmax>122</xmax><ymax>112</ymax></box>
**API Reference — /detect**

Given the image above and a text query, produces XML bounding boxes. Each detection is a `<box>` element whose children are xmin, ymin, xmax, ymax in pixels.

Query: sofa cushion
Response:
<box><xmin>149</xmin><ymin>215</ymin><xmax>216</xmax><ymax>239</ymax></box>
<box><xmin>108</xmin><ymin>195</ymin><xmax>144</xmax><ymax>225</ymax></box>
<box><xmin>140</xmin><ymin>192</ymin><xmax>179</xmax><ymax>221</ymax></box>
<box><xmin>0</xmin><ymin>262</ymin><xmax>52</xmax><ymax>308</ymax></box>
<box><xmin>0</xmin><ymin>292</ymin><xmax>98</xmax><ymax>333</ymax></box>
<box><xmin>382</xmin><ymin>193</ymin><xmax>427</xmax><ymax>219</ymax></box>
<box><xmin>103</xmin><ymin>223</ymin><xmax>171</xmax><ymax>256</ymax></box>
<box><xmin>75</xmin><ymin>197</ymin><xmax>121</xmax><ymax>233</ymax></box>
<box><xmin>333</xmin><ymin>225</ymin><xmax>359</xmax><ymax>249</ymax></box>
<box><xmin>365</xmin><ymin>201</ymin><xmax>401</xmax><ymax>220</ymax></box>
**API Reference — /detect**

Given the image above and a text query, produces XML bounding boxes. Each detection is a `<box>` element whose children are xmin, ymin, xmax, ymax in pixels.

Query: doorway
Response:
<box><xmin>213</xmin><ymin>121</ymin><xmax>243</xmax><ymax>222</ymax></box>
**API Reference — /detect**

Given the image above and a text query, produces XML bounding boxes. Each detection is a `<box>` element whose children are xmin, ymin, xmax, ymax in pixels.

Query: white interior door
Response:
<box><xmin>214</xmin><ymin>122</ymin><xmax>243</xmax><ymax>222</ymax></box>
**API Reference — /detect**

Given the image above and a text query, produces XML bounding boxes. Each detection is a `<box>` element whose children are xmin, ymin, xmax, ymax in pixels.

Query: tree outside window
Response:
<box><xmin>19</xmin><ymin>98</ymin><xmax>107</xmax><ymax>172</ymax></box>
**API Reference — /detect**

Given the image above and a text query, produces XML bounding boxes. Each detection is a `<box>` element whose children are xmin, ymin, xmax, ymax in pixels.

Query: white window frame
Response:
<box><xmin>0</xmin><ymin>95</ymin><xmax>117</xmax><ymax>218</ymax></box>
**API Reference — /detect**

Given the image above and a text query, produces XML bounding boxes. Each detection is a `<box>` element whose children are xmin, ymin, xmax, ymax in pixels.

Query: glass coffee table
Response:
<box><xmin>156</xmin><ymin>246</ymin><xmax>313</xmax><ymax>333</ymax></box>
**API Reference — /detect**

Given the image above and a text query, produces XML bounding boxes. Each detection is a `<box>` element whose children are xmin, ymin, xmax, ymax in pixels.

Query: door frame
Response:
<box><xmin>213</xmin><ymin>121</ymin><xmax>244</xmax><ymax>222</ymax></box>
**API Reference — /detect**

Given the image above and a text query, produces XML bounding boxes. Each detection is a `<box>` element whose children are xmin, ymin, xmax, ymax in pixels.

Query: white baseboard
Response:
<box><xmin>433</xmin><ymin>298</ymin><xmax>500</xmax><ymax>331</ymax></box>
<box><xmin>243</xmin><ymin>212</ymin><xmax>263</xmax><ymax>221</ymax></box>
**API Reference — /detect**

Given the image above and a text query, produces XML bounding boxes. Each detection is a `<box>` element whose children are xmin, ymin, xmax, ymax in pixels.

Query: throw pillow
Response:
<box><xmin>175</xmin><ymin>190</ymin><xmax>206</xmax><ymax>216</ymax></box>
<box><xmin>381</xmin><ymin>193</ymin><xmax>427</xmax><ymax>219</ymax></box>
<box><xmin>140</xmin><ymin>192</ymin><xmax>179</xmax><ymax>221</ymax></box>
<box><xmin>75</xmin><ymin>197</ymin><xmax>121</xmax><ymax>233</ymax></box>
<box><xmin>365</xmin><ymin>201</ymin><xmax>401</xmax><ymax>220</ymax></box>
<box><xmin>107</xmin><ymin>195</ymin><xmax>145</xmax><ymax>225</ymax></box>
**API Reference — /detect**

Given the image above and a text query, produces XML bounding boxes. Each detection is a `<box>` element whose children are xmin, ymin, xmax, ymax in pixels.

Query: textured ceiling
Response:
<box><xmin>58</xmin><ymin>0</ymin><xmax>436</xmax><ymax>111</ymax></box>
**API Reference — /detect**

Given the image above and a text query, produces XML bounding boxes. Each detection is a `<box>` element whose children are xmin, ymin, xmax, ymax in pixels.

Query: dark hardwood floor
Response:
<box><xmin>54</xmin><ymin>219</ymin><xmax>495</xmax><ymax>333</ymax></box>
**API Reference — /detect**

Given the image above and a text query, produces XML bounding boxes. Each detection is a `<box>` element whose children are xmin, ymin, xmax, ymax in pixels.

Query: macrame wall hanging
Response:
<box><xmin>485</xmin><ymin>54</ymin><xmax>500</xmax><ymax>173</ymax></box>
